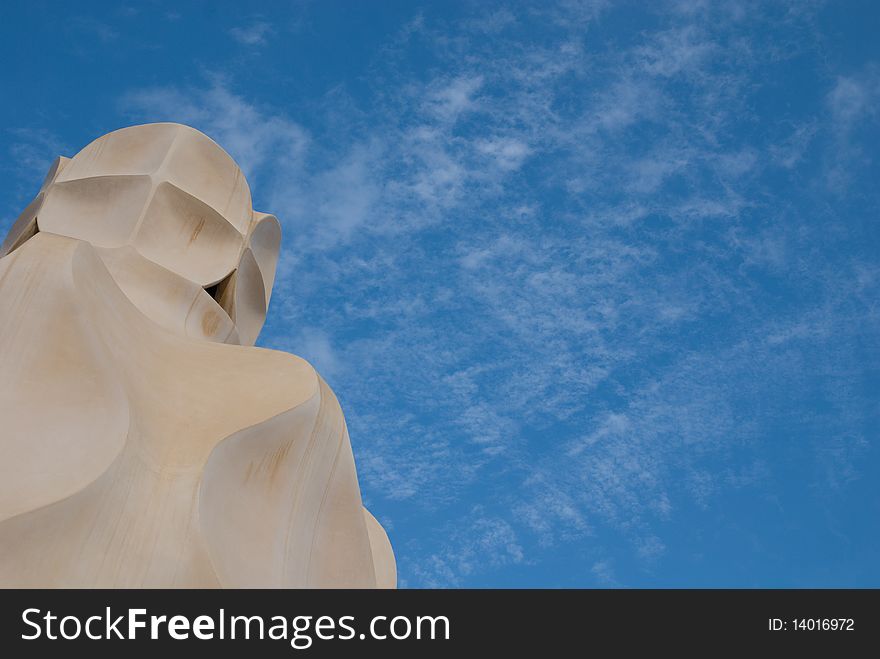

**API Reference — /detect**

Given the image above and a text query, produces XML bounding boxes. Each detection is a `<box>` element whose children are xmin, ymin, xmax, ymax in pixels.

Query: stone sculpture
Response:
<box><xmin>0</xmin><ymin>123</ymin><xmax>396</xmax><ymax>588</ymax></box>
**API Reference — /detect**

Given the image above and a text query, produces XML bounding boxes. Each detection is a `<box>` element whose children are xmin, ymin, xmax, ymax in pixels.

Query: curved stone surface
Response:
<box><xmin>0</xmin><ymin>123</ymin><xmax>396</xmax><ymax>588</ymax></box>
<box><xmin>364</xmin><ymin>508</ymin><xmax>398</xmax><ymax>589</ymax></box>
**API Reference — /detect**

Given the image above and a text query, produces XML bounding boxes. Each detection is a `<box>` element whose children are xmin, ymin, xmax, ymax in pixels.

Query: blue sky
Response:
<box><xmin>1</xmin><ymin>1</ymin><xmax>878</xmax><ymax>587</ymax></box>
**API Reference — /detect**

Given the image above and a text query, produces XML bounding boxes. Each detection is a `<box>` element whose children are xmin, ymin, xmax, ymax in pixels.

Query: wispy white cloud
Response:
<box><xmin>828</xmin><ymin>73</ymin><xmax>878</xmax><ymax>129</ymax></box>
<box><xmin>591</xmin><ymin>559</ymin><xmax>619</xmax><ymax>586</ymax></box>
<box><xmin>5</xmin><ymin>128</ymin><xmax>68</xmax><ymax>181</ymax></box>
<box><xmin>229</xmin><ymin>21</ymin><xmax>273</xmax><ymax>46</ymax></box>
<box><xmin>71</xmin><ymin>17</ymin><xmax>119</xmax><ymax>43</ymax></box>
<box><xmin>424</xmin><ymin>75</ymin><xmax>484</xmax><ymax>123</ymax></box>
<box><xmin>1</xmin><ymin>128</ymin><xmax>68</xmax><ymax>221</ymax></box>
<box><xmin>121</xmin><ymin>80</ymin><xmax>308</xmax><ymax>184</ymax></box>
<box><xmin>824</xmin><ymin>67</ymin><xmax>880</xmax><ymax>191</ymax></box>
<box><xmin>406</xmin><ymin>508</ymin><xmax>525</xmax><ymax>587</ymax></box>
<box><xmin>635</xmin><ymin>25</ymin><xmax>716</xmax><ymax>77</ymax></box>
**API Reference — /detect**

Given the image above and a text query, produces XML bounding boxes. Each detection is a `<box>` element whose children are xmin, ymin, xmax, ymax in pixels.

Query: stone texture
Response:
<box><xmin>0</xmin><ymin>123</ymin><xmax>396</xmax><ymax>588</ymax></box>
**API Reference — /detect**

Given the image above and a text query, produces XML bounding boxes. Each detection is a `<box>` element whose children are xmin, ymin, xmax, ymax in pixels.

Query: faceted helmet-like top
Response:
<box><xmin>1</xmin><ymin>123</ymin><xmax>281</xmax><ymax>346</ymax></box>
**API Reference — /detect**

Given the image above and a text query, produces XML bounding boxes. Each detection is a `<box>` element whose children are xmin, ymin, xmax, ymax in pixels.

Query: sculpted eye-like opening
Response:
<box><xmin>205</xmin><ymin>269</ymin><xmax>235</xmax><ymax>309</ymax></box>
